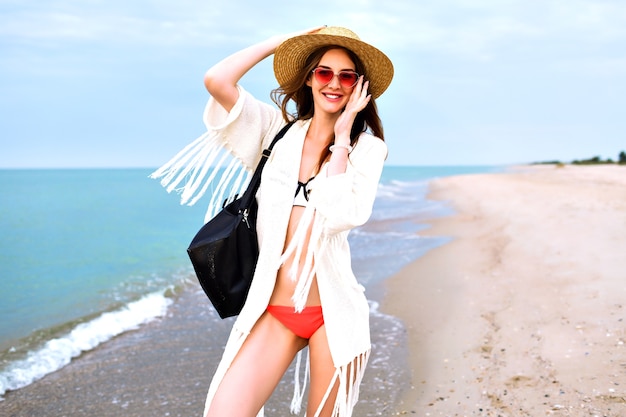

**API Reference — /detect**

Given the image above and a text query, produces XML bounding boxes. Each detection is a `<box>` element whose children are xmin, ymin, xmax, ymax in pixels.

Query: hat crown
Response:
<box><xmin>317</xmin><ymin>26</ymin><xmax>361</xmax><ymax>40</ymax></box>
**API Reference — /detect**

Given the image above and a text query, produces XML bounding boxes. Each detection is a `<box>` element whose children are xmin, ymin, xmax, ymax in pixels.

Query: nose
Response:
<box><xmin>327</xmin><ymin>74</ymin><xmax>342</xmax><ymax>88</ymax></box>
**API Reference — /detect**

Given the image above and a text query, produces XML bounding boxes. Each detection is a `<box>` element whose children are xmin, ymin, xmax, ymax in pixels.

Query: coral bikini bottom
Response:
<box><xmin>266</xmin><ymin>305</ymin><xmax>324</xmax><ymax>339</ymax></box>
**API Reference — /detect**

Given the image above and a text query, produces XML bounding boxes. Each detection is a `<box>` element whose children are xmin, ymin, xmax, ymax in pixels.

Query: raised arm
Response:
<box><xmin>204</xmin><ymin>27</ymin><xmax>325</xmax><ymax>112</ymax></box>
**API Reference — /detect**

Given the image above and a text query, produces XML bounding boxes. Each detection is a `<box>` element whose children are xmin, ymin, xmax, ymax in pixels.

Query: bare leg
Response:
<box><xmin>307</xmin><ymin>325</ymin><xmax>340</xmax><ymax>417</ymax></box>
<box><xmin>206</xmin><ymin>311</ymin><xmax>308</xmax><ymax>417</ymax></box>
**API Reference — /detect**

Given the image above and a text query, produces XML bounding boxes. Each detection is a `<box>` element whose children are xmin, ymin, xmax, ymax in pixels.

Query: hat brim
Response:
<box><xmin>274</xmin><ymin>32</ymin><xmax>393</xmax><ymax>99</ymax></box>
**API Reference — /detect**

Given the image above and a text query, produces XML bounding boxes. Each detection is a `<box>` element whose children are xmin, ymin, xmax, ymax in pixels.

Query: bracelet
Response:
<box><xmin>329</xmin><ymin>144</ymin><xmax>353</xmax><ymax>153</ymax></box>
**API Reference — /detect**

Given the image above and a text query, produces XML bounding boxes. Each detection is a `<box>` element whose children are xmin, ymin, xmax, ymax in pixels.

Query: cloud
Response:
<box><xmin>369</xmin><ymin>0</ymin><xmax>626</xmax><ymax>62</ymax></box>
<box><xmin>3</xmin><ymin>1</ymin><xmax>625</xmax><ymax>58</ymax></box>
<box><xmin>0</xmin><ymin>4</ymin><xmax>201</xmax><ymax>46</ymax></box>
<box><xmin>1</xmin><ymin>0</ymin><xmax>625</xmax><ymax>167</ymax></box>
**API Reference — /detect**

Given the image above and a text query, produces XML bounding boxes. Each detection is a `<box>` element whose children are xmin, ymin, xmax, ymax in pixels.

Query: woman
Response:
<box><xmin>154</xmin><ymin>26</ymin><xmax>393</xmax><ymax>417</ymax></box>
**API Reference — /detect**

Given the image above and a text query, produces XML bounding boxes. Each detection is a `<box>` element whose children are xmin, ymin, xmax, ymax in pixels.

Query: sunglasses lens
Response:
<box><xmin>338</xmin><ymin>72</ymin><xmax>359</xmax><ymax>87</ymax></box>
<box><xmin>313</xmin><ymin>68</ymin><xmax>359</xmax><ymax>88</ymax></box>
<box><xmin>314</xmin><ymin>69</ymin><xmax>334</xmax><ymax>84</ymax></box>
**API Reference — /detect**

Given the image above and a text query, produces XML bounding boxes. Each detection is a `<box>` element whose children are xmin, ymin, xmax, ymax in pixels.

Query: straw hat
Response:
<box><xmin>273</xmin><ymin>26</ymin><xmax>393</xmax><ymax>99</ymax></box>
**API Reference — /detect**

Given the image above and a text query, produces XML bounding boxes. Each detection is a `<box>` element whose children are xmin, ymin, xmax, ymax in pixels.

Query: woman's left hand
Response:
<box><xmin>333</xmin><ymin>77</ymin><xmax>371</xmax><ymax>143</ymax></box>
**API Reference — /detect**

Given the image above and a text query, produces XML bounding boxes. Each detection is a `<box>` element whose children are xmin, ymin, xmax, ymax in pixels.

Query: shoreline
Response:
<box><xmin>0</xmin><ymin>280</ymin><xmax>410</xmax><ymax>417</ymax></box>
<box><xmin>382</xmin><ymin>164</ymin><xmax>626</xmax><ymax>416</ymax></box>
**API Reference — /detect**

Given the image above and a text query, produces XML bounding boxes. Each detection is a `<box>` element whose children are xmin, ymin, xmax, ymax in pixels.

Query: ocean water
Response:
<box><xmin>0</xmin><ymin>165</ymin><xmax>501</xmax><ymax>397</ymax></box>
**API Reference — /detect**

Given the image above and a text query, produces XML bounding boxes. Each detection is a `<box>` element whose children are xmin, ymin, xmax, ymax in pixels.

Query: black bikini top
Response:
<box><xmin>293</xmin><ymin>177</ymin><xmax>315</xmax><ymax>207</ymax></box>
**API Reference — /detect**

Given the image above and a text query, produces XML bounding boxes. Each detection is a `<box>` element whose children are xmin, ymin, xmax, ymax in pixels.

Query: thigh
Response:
<box><xmin>206</xmin><ymin>311</ymin><xmax>307</xmax><ymax>417</ymax></box>
<box><xmin>307</xmin><ymin>325</ymin><xmax>340</xmax><ymax>417</ymax></box>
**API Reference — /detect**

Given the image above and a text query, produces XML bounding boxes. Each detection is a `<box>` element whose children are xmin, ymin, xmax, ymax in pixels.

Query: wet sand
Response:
<box><xmin>0</xmin><ymin>284</ymin><xmax>409</xmax><ymax>417</ymax></box>
<box><xmin>383</xmin><ymin>164</ymin><xmax>626</xmax><ymax>416</ymax></box>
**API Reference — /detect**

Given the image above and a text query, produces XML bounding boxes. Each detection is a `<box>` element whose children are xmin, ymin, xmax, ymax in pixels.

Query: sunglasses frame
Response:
<box><xmin>311</xmin><ymin>67</ymin><xmax>360</xmax><ymax>88</ymax></box>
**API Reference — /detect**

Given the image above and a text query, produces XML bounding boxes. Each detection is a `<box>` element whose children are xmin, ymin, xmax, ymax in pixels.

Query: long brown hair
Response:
<box><xmin>270</xmin><ymin>45</ymin><xmax>385</xmax><ymax>146</ymax></box>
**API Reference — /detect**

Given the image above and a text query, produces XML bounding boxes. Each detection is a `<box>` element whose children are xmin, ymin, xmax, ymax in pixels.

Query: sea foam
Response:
<box><xmin>0</xmin><ymin>291</ymin><xmax>172</xmax><ymax>398</ymax></box>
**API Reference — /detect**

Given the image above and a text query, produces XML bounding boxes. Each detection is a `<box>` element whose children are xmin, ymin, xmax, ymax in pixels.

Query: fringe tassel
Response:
<box><xmin>202</xmin><ymin>157</ymin><xmax>251</xmax><ymax>222</ymax></box>
<box><xmin>279</xmin><ymin>204</ymin><xmax>323</xmax><ymax>312</ymax></box>
<box><xmin>181</xmin><ymin>145</ymin><xmax>229</xmax><ymax>206</ymax></box>
<box><xmin>290</xmin><ymin>349</ymin><xmax>310</xmax><ymax>414</ymax></box>
<box><xmin>149</xmin><ymin>130</ymin><xmax>252</xmax><ymax>222</ymax></box>
<box><xmin>149</xmin><ymin>131</ymin><xmax>213</xmax><ymax>188</ymax></box>
<box><xmin>313</xmin><ymin>350</ymin><xmax>369</xmax><ymax>417</ymax></box>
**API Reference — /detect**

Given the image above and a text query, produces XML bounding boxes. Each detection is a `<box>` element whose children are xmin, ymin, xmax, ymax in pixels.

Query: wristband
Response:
<box><xmin>329</xmin><ymin>144</ymin><xmax>353</xmax><ymax>153</ymax></box>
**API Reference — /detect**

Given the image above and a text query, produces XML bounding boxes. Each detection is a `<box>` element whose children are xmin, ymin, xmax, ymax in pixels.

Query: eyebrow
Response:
<box><xmin>317</xmin><ymin>64</ymin><xmax>357</xmax><ymax>72</ymax></box>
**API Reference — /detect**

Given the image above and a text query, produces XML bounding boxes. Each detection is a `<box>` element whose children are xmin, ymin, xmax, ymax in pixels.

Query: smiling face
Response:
<box><xmin>306</xmin><ymin>48</ymin><xmax>357</xmax><ymax>117</ymax></box>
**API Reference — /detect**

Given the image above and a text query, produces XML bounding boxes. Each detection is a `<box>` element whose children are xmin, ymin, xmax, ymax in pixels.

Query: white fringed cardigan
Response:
<box><xmin>151</xmin><ymin>86</ymin><xmax>387</xmax><ymax>417</ymax></box>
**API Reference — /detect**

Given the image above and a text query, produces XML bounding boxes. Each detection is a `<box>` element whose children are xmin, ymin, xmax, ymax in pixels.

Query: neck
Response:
<box><xmin>307</xmin><ymin>114</ymin><xmax>338</xmax><ymax>147</ymax></box>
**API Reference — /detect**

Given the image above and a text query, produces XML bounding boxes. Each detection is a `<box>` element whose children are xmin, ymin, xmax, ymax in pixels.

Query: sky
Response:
<box><xmin>1</xmin><ymin>0</ymin><xmax>625</xmax><ymax>168</ymax></box>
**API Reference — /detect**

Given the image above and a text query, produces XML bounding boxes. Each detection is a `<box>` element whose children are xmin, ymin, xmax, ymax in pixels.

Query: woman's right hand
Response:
<box><xmin>204</xmin><ymin>26</ymin><xmax>325</xmax><ymax>112</ymax></box>
<box><xmin>267</xmin><ymin>26</ymin><xmax>326</xmax><ymax>53</ymax></box>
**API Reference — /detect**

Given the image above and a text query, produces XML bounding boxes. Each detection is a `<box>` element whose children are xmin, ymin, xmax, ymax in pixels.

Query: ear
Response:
<box><xmin>306</xmin><ymin>77</ymin><xmax>312</xmax><ymax>88</ymax></box>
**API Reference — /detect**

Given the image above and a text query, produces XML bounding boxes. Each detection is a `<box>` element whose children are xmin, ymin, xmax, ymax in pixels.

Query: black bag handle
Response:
<box><xmin>238</xmin><ymin>121</ymin><xmax>295</xmax><ymax>210</ymax></box>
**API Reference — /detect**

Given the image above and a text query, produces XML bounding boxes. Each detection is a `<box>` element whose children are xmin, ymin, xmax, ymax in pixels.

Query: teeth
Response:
<box><xmin>325</xmin><ymin>94</ymin><xmax>340</xmax><ymax>99</ymax></box>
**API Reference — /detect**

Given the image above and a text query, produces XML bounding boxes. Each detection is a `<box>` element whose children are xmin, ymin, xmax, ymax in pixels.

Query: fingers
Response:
<box><xmin>346</xmin><ymin>76</ymin><xmax>371</xmax><ymax>114</ymax></box>
<box><xmin>284</xmin><ymin>26</ymin><xmax>327</xmax><ymax>41</ymax></box>
<box><xmin>271</xmin><ymin>26</ymin><xmax>327</xmax><ymax>55</ymax></box>
<box><xmin>333</xmin><ymin>78</ymin><xmax>371</xmax><ymax>139</ymax></box>
<box><xmin>304</xmin><ymin>25</ymin><xmax>328</xmax><ymax>34</ymax></box>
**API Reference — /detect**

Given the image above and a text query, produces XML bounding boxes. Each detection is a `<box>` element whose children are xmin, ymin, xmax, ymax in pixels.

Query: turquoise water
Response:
<box><xmin>0</xmin><ymin>165</ymin><xmax>502</xmax><ymax>396</ymax></box>
<box><xmin>1</xmin><ymin>169</ymin><xmax>204</xmax><ymax>348</ymax></box>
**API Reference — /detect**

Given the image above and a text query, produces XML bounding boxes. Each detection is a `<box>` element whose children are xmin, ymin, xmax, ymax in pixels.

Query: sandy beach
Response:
<box><xmin>384</xmin><ymin>164</ymin><xmax>626</xmax><ymax>416</ymax></box>
<box><xmin>2</xmin><ymin>164</ymin><xmax>625</xmax><ymax>417</ymax></box>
